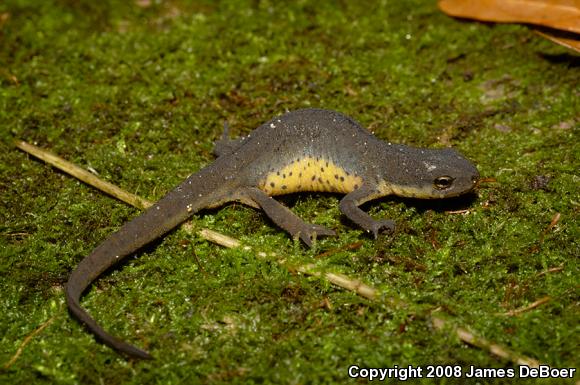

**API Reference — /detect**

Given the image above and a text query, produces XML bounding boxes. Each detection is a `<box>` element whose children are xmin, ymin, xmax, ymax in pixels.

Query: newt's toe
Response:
<box><xmin>370</xmin><ymin>220</ymin><xmax>395</xmax><ymax>239</ymax></box>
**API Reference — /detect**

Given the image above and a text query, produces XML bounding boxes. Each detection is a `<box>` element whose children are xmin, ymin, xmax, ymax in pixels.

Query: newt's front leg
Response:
<box><xmin>244</xmin><ymin>187</ymin><xmax>335</xmax><ymax>247</ymax></box>
<box><xmin>339</xmin><ymin>185</ymin><xmax>395</xmax><ymax>238</ymax></box>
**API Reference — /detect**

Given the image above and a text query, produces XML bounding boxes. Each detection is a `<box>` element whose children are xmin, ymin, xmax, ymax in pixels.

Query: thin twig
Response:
<box><xmin>199</xmin><ymin>228</ymin><xmax>241</xmax><ymax>248</ymax></box>
<box><xmin>499</xmin><ymin>296</ymin><xmax>552</xmax><ymax>317</ymax></box>
<box><xmin>14</xmin><ymin>140</ymin><xmax>153</xmax><ymax>210</ymax></box>
<box><xmin>3</xmin><ymin>316</ymin><xmax>56</xmax><ymax>369</ymax></box>
<box><xmin>445</xmin><ymin>209</ymin><xmax>471</xmax><ymax>214</ymax></box>
<box><xmin>431</xmin><ymin>315</ymin><xmax>540</xmax><ymax>367</ymax></box>
<box><xmin>190</xmin><ymin>248</ymin><xmax>207</xmax><ymax>276</ymax></box>
<box><xmin>16</xmin><ymin>139</ymin><xmax>543</xmax><ymax>368</ymax></box>
<box><xmin>295</xmin><ymin>264</ymin><xmax>380</xmax><ymax>301</ymax></box>
<box><xmin>540</xmin><ymin>212</ymin><xmax>561</xmax><ymax>242</ymax></box>
<box><xmin>475</xmin><ymin>177</ymin><xmax>497</xmax><ymax>186</ymax></box>
<box><xmin>534</xmin><ymin>265</ymin><xmax>564</xmax><ymax>279</ymax></box>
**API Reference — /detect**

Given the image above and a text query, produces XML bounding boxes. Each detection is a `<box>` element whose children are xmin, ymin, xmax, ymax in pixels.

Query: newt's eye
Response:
<box><xmin>434</xmin><ymin>175</ymin><xmax>454</xmax><ymax>190</ymax></box>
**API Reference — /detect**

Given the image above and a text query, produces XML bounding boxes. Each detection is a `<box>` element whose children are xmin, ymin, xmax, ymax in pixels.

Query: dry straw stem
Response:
<box><xmin>16</xmin><ymin>140</ymin><xmax>542</xmax><ymax>367</ymax></box>
<box><xmin>499</xmin><ymin>296</ymin><xmax>553</xmax><ymax>317</ymax></box>
<box><xmin>14</xmin><ymin>140</ymin><xmax>153</xmax><ymax>210</ymax></box>
<box><xmin>3</xmin><ymin>316</ymin><xmax>56</xmax><ymax>369</ymax></box>
<box><xmin>431</xmin><ymin>315</ymin><xmax>540</xmax><ymax>367</ymax></box>
<box><xmin>296</xmin><ymin>264</ymin><xmax>380</xmax><ymax>301</ymax></box>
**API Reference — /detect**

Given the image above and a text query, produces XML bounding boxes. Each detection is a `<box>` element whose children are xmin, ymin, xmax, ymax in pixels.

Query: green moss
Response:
<box><xmin>1</xmin><ymin>0</ymin><xmax>578</xmax><ymax>384</ymax></box>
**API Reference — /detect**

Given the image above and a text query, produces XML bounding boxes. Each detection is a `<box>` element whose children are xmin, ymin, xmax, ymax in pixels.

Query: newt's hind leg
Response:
<box><xmin>243</xmin><ymin>188</ymin><xmax>335</xmax><ymax>247</ymax></box>
<box><xmin>213</xmin><ymin>121</ymin><xmax>246</xmax><ymax>157</ymax></box>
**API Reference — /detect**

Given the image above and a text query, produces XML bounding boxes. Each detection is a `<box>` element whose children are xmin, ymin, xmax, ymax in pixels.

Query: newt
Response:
<box><xmin>66</xmin><ymin>108</ymin><xmax>479</xmax><ymax>359</ymax></box>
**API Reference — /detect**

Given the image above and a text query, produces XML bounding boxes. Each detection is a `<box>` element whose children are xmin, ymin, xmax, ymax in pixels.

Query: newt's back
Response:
<box><xmin>234</xmin><ymin>109</ymin><xmax>377</xmax><ymax>195</ymax></box>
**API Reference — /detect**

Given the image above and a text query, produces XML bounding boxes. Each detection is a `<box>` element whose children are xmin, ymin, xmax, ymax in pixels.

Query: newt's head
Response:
<box><xmin>384</xmin><ymin>146</ymin><xmax>479</xmax><ymax>199</ymax></box>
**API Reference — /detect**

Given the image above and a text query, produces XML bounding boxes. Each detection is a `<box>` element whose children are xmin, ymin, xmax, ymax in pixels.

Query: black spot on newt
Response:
<box><xmin>65</xmin><ymin>108</ymin><xmax>479</xmax><ymax>360</ymax></box>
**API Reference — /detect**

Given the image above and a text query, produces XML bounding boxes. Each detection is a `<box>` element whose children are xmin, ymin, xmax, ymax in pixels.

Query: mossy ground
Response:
<box><xmin>1</xmin><ymin>1</ymin><xmax>578</xmax><ymax>384</ymax></box>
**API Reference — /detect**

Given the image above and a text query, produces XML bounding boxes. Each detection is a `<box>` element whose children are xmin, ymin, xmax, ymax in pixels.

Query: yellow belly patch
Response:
<box><xmin>259</xmin><ymin>156</ymin><xmax>363</xmax><ymax>196</ymax></box>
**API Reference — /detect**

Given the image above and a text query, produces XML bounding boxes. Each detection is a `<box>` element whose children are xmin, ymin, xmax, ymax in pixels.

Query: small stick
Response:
<box><xmin>295</xmin><ymin>264</ymin><xmax>379</xmax><ymax>301</ymax></box>
<box><xmin>199</xmin><ymin>228</ymin><xmax>241</xmax><ymax>248</ymax></box>
<box><xmin>476</xmin><ymin>177</ymin><xmax>497</xmax><ymax>186</ymax></box>
<box><xmin>3</xmin><ymin>316</ymin><xmax>56</xmax><ymax>369</ymax></box>
<box><xmin>431</xmin><ymin>315</ymin><xmax>540</xmax><ymax>367</ymax></box>
<box><xmin>540</xmin><ymin>212</ymin><xmax>561</xmax><ymax>242</ymax></box>
<box><xmin>534</xmin><ymin>265</ymin><xmax>564</xmax><ymax>279</ymax></box>
<box><xmin>15</xmin><ymin>139</ymin><xmax>543</xmax><ymax>368</ymax></box>
<box><xmin>445</xmin><ymin>209</ymin><xmax>471</xmax><ymax>214</ymax></box>
<box><xmin>14</xmin><ymin>140</ymin><xmax>153</xmax><ymax>210</ymax></box>
<box><xmin>499</xmin><ymin>296</ymin><xmax>552</xmax><ymax>317</ymax></box>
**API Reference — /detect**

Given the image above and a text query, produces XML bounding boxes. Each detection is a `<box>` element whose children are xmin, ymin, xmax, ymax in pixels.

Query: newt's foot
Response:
<box><xmin>298</xmin><ymin>224</ymin><xmax>336</xmax><ymax>247</ymax></box>
<box><xmin>367</xmin><ymin>219</ymin><xmax>395</xmax><ymax>239</ymax></box>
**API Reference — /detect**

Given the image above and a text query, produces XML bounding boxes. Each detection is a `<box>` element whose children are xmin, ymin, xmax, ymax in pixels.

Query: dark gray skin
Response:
<box><xmin>66</xmin><ymin>108</ymin><xmax>479</xmax><ymax>359</ymax></box>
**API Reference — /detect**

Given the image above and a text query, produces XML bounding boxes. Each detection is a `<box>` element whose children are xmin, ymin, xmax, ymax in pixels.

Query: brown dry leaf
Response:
<box><xmin>438</xmin><ymin>0</ymin><xmax>580</xmax><ymax>33</ymax></box>
<box><xmin>535</xmin><ymin>29</ymin><xmax>580</xmax><ymax>51</ymax></box>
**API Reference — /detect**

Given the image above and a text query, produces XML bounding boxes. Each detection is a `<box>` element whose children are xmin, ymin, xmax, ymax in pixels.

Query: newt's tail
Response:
<box><xmin>66</xmin><ymin>276</ymin><xmax>153</xmax><ymax>359</ymax></box>
<box><xmin>64</xmin><ymin>175</ymin><xmax>208</xmax><ymax>359</ymax></box>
